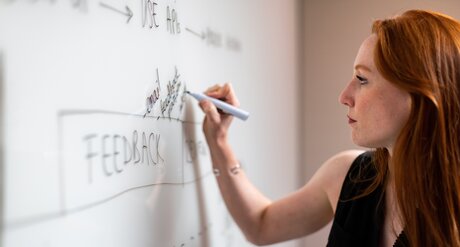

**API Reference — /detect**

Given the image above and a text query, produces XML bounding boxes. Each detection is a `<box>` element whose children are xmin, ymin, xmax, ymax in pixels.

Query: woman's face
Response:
<box><xmin>339</xmin><ymin>34</ymin><xmax>411</xmax><ymax>151</ymax></box>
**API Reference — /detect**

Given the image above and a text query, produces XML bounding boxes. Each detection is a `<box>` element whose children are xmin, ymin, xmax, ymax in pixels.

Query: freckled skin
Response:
<box><xmin>339</xmin><ymin>35</ymin><xmax>412</xmax><ymax>149</ymax></box>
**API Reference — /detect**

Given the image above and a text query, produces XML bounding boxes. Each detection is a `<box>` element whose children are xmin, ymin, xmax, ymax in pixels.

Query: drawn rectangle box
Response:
<box><xmin>58</xmin><ymin>111</ymin><xmax>185</xmax><ymax>212</ymax></box>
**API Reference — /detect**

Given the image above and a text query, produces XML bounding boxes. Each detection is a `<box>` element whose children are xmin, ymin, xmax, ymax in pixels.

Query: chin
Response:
<box><xmin>351</xmin><ymin>136</ymin><xmax>383</xmax><ymax>149</ymax></box>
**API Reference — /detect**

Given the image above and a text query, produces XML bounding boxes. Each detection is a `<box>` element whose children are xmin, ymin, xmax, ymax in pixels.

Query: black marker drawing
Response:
<box><xmin>185</xmin><ymin>27</ymin><xmax>206</xmax><ymax>40</ymax></box>
<box><xmin>99</xmin><ymin>2</ymin><xmax>133</xmax><ymax>23</ymax></box>
<box><xmin>160</xmin><ymin>67</ymin><xmax>183</xmax><ymax>119</ymax></box>
<box><xmin>142</xmin><ymin>0</ymin><xmax>159</xmax><ymax>29</ymax></box>
<box><xmin>166</xmin><ymin>6</ymin><xmax>181</xmax><ymax>34</ymax></box>
<box><xmin>83</xmin><ymin>130</ymin><xmax>164</xmax><ymax>183</ymax></box>
<box><xmin>144</xmin><ymin>68</ymin><xmax>161</xmax><ymax>118</ymax></box>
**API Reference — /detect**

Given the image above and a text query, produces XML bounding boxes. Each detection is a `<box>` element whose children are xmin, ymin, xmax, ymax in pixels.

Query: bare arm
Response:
<box><xmin>199</xmin><ymin>83</ymin><xmax>363</xmax><ymax>245</ymax></box>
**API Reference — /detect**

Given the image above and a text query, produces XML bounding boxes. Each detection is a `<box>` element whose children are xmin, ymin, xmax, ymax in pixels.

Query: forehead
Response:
<box><xmin>354</xmin><ymin>34</ymin><xmax>378</xmax><ymax>71</ymax></box>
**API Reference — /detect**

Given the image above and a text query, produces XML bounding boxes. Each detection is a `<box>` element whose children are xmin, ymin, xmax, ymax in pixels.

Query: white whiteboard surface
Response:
<box><xmin>0</xmin><ymin>0</ymin><xmax>300</xmax><ymax>246</ymax></box>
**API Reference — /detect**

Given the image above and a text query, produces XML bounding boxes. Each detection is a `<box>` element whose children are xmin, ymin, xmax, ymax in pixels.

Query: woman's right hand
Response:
<box><xmin>198</xmin><ymin>83</ymin><xmax>240</xmax><ymax>144</ymax></box>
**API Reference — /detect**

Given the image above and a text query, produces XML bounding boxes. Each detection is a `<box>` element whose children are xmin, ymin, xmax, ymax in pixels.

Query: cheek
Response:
<box><xmin>357</xmin><ymin>93</ymin><xmax>400</xmax><ymax>132</ymax></box>
<box><xmin>389</xmin><ymin>98</ymin><xmax>411</xmax><ymax>131</ymax></box>
<box><xmin>356</xmin><ymin>95</ymin><xmax>380</xmax><ymax>123</ymax></box>
<box><xmin>375</xmin><ymin>92</ymin><xmax>411</xmax><ymax>139</ymax></box>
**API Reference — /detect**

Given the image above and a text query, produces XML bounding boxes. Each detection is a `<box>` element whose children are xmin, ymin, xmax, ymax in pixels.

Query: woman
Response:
<box><xmin>198</xmin><ymin>10</ymin><xmax>460</xmax><ymax>246</ymax></box>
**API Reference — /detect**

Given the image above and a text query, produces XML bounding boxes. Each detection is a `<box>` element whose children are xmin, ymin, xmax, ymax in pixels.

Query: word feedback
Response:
<box><xmin>83</xmin><ymin>130</ymin><xmax>164</xmax><ymax>183</ymax></box>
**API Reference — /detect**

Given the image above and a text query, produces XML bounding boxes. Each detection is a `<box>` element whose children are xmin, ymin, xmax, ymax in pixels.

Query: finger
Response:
<box><xmin>199</xmin><ymin>100</ymin><xmax>220</xmax><ymax>123</ymax></box>
<box><xmin>220</xmin><ymin>83</ymin><xmax>240</xmax><ymax>107</ymax></box>
<box><xmin>203</xmin><ymin>83</ymin><xmax>241</xmax><ymax>110</ymax></box>
<box><xmin>205</xmin><ymin>84</ymin><xmax>225</xmax><ymax>96</ymax></box>
<box><xmin>205</xmin><ymin>83</ymin><xmax>239</xmax><ymax>106</ymax></box>
<box><xmin>205</xmin><ymin>84</ymin><xmax>221</xmax><ymax>94</ymax></box>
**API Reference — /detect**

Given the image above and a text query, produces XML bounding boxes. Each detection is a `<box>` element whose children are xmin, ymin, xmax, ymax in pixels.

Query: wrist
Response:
<box><xmin>205</xmin><ymin>133</ymin><xmax>230</xmax><ymax>150</ymax></box>
<box><xmin>213</xmin><ymin>163</ymin><xmax>242</xmax><ymax>177</ymax></box>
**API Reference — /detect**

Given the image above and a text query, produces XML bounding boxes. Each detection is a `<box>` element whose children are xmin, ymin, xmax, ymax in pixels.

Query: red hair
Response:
<box><xmin>368</xmin><ymin>10</ymin><xmax>460</xmax><ymax>246</ymax></box>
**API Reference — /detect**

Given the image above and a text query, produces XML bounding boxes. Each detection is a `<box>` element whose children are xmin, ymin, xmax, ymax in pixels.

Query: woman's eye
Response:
<box><xmin>356</xmin><ymin>75</ymin><xmax>368</xmax><ymax>85</ymax></box>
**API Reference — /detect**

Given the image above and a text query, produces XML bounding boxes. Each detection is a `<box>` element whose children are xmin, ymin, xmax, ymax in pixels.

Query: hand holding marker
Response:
<box><xmin>186</xmin><ymin>91</ymin><xmax>250</xmax><ymax>121</ymax></box>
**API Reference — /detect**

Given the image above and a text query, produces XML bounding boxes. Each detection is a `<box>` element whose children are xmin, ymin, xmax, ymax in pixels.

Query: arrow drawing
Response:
<box><xmin>99</xmin><ymin>2</ymin><xmax>133</xmax><ymax>23</ymax></box>
<box><xmin>185</xmin><ymin>27</ymin><xmax>206</xmax><ymax>40</ymax></box>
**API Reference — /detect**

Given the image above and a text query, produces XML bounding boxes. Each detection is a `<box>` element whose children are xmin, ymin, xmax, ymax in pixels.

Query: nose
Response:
<box><xmin>338</xmin><ymin>81</ymin><xmax>354</xmax><ymax>107</ymax></box>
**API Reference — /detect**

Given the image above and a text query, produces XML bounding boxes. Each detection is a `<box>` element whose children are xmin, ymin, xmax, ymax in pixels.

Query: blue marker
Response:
<box><xmin>186</xmin><ymin>91</ymin><xmax>250</xmax><ymax>121</ymax></box>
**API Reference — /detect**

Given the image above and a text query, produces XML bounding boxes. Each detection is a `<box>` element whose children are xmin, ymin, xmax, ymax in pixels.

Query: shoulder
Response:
<box><xmin>322</xmin><ymin>150</ymin><xmax>365</xmax><ymax>172</ymax></box>
<box><xmin>316</xmin><ymin>150</ymin><xmax>367</xmax><ymax>184</ymax></box>
<box><xmin>314</xmin><ymin>150</ymin><xmax>367</xmax><ymax>212</ymax></box>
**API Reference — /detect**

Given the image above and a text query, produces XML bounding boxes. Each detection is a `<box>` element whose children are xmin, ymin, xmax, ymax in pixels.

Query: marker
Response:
<box><xmin>186</xmin><ymin>91</ymin><xmax>250</xmax><ymax>121</ymax></box>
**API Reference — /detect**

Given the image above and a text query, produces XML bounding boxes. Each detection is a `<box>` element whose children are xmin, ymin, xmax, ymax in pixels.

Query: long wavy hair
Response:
<box><xmin>366</xmin><ymin>10</ymin><xmax>460</xmax><ymax>246</ymax></box>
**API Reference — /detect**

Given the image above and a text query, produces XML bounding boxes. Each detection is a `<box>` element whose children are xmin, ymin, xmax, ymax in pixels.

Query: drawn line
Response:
<box><xmin>99</xmin><ymin>2</ymin><xmax>125</xmax><ymax>15</ymax></box>
<box><xmin>99</xmin><ymin>2</ymin><xmax>133</xmax><ymax>23</ymax></box>
<box><xmin>5</xmin><ymin>171</ymin><xmax>213</xmax><ymax>230</ymax></box>
<box><xmin>57</xmin><ymin>109</ymin><xmax>201</xmax><ymax>125</ymax></box>
<box><xmin>6</xmin><ymin>108</ymin><xmax>207</xmax><ymax>230</ymax></box>
<box><xmin>185</xmin><ymin>27</ymin><xmax>205</xmax><ymax>39</ymax></box>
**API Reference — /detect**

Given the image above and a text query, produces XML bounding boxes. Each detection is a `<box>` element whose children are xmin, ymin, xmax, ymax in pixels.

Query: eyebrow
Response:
<box><xmin>354</xmin><ymin>64</ymin><xmax>372</xmax><ymax>72</ymax></box>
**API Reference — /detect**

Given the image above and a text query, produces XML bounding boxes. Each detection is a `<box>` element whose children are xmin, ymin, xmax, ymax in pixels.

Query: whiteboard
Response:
<box><xmin>0</xmin><ymin>0</ymin><xmax>301</xmax><ymax>246</ymax></box>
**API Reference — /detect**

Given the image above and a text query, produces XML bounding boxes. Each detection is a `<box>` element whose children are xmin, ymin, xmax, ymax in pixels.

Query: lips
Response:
<box><xmin>347</xmin><ymin>115</ymin><xmax>357</xmax><ymax>124</ymax></box>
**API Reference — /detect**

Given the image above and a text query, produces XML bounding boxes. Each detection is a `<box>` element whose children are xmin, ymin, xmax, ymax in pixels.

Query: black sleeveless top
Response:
<box><xmin>327</xmin><ymin>151</ymin><xmax>409</xmax><ymax>247</ymax></box>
